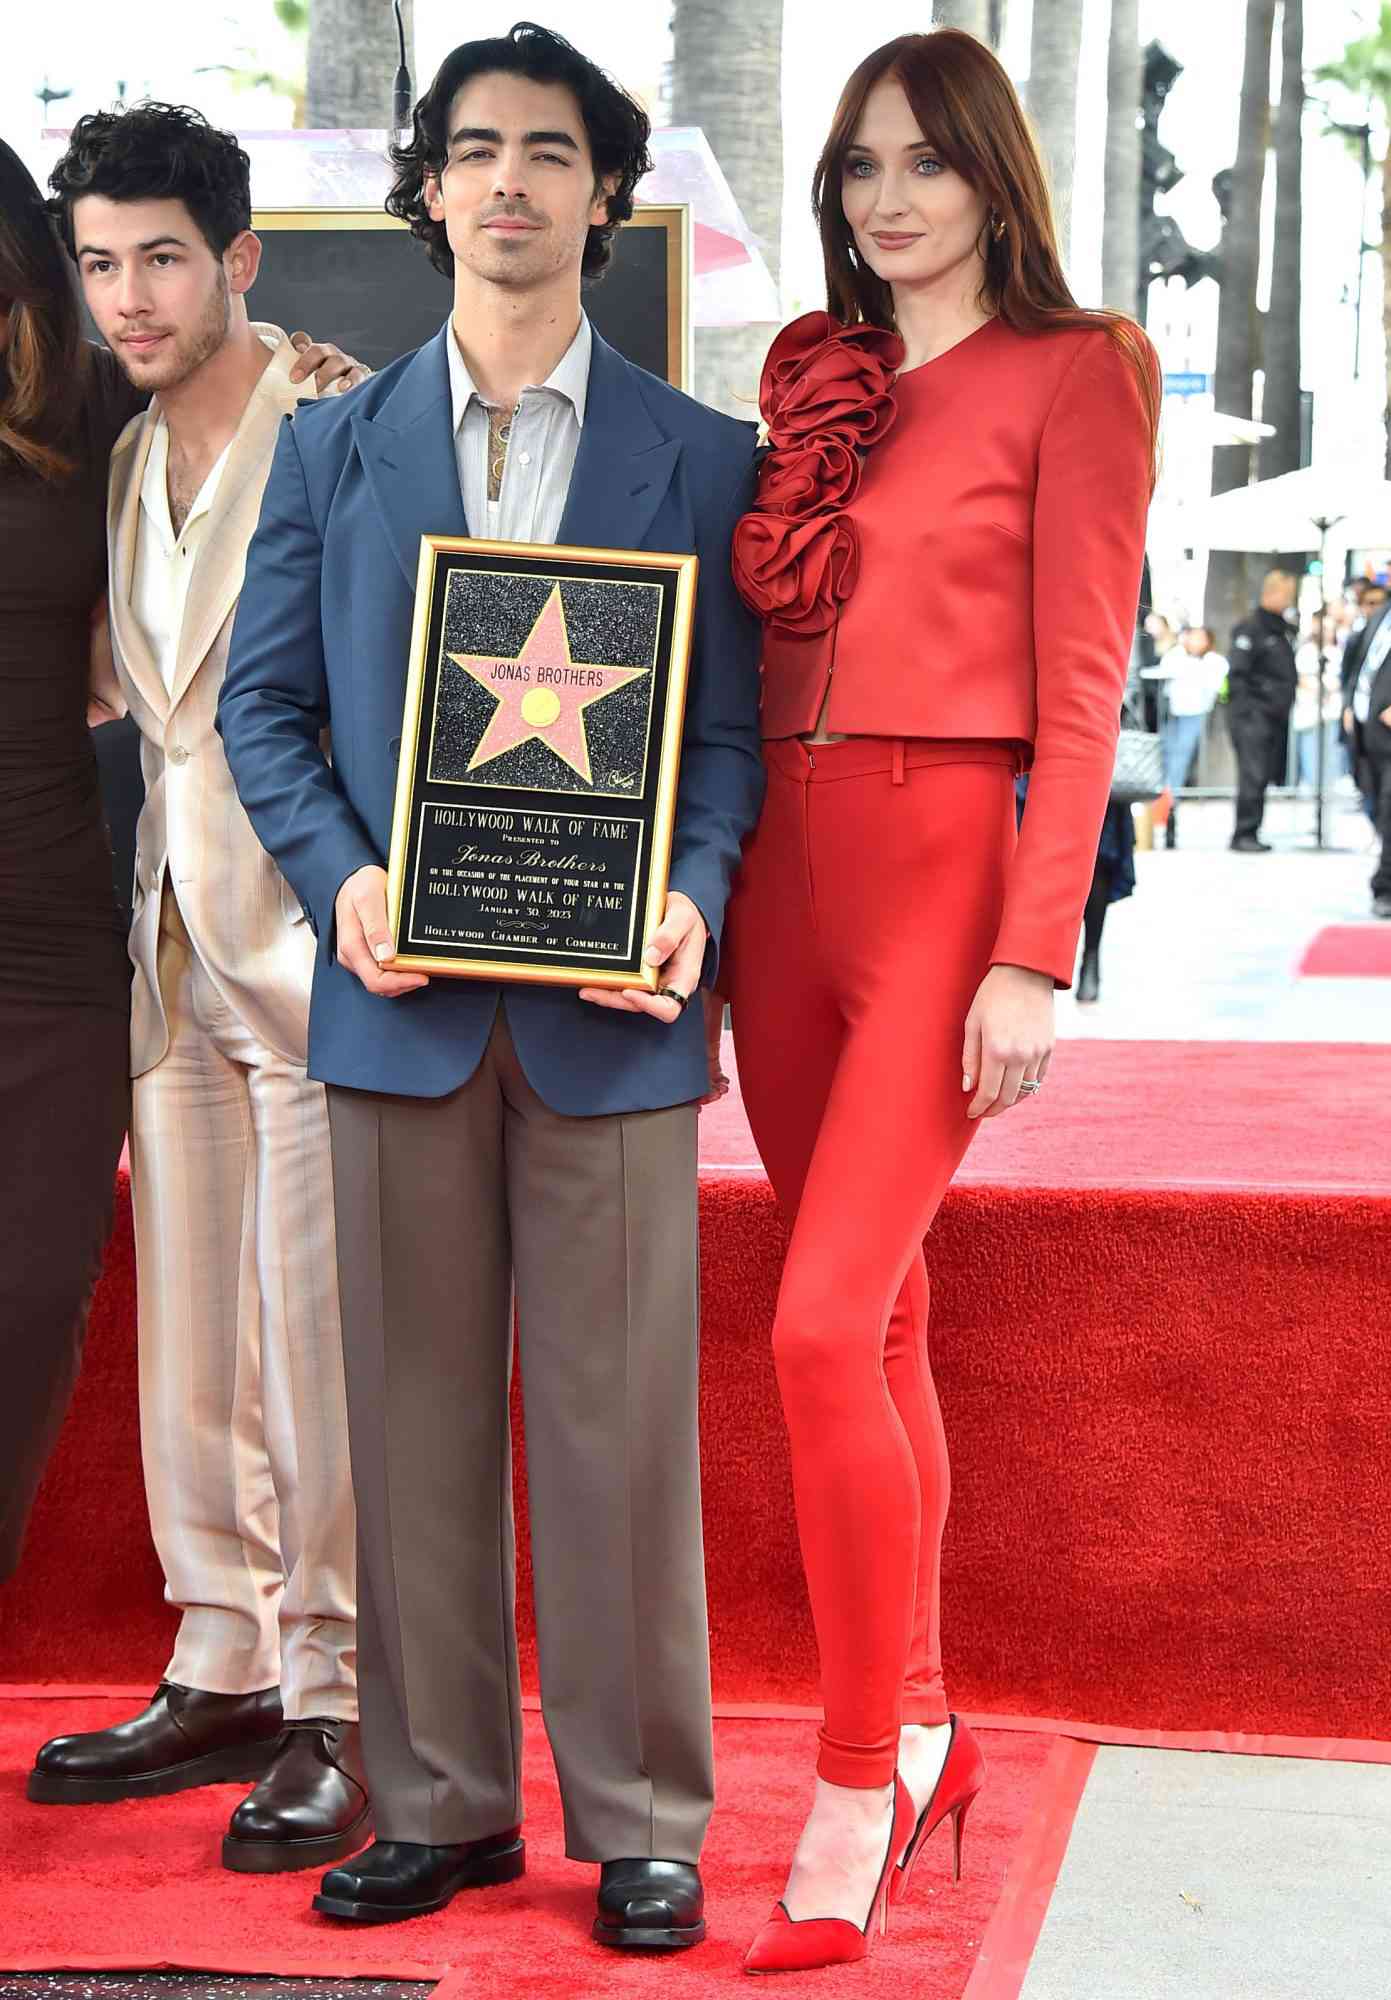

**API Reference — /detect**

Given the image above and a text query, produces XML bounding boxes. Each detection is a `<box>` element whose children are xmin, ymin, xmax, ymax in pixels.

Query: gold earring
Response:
<box><xmin>990</xmin><ymin>211</ymin><xmax>1006</xmax><ymax>242</ymax></box>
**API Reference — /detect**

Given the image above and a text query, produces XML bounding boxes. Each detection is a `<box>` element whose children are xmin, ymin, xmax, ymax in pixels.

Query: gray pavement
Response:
<box><xmin>1059</xmin><ymin>792</ymin><xmax>1388</xmax><ymax>1045</ymax></box>
<box><xmin>1029</xmin><ymin>802</ymin><xmax>1390</xmax><ymax>1998</ymax></box>
<box><xmin>1020</xmin><ymin>1745</ymin><xmax>1391</xmax><ymax>2000</ymax></box>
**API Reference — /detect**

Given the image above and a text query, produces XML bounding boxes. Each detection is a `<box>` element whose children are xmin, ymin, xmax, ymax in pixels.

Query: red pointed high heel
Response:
<box><xmin>892</xmin><ymin>1714</ymin><xmax>986</xmax><ymax>1904</ymax></box>
<box><xmin>743</xmin><ymin>1775</ymin><xmax>916</xmax><ymax>1974</ymax></box>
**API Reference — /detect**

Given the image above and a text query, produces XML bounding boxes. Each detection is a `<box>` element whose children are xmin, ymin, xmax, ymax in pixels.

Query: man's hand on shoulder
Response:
<box><xmin>288</xmin><ymin>331</ymin><xmax>372</xmax><ymax>397</ymax></box>
<box><xmin>334</xmin><ymin>866</ymin><xmax>430</xmax><ymax>998</ymax></box>
<box><xmin>579</xmin><ymin>891</ymin><xmax>706</xmax><ymax>1024</ymax></box>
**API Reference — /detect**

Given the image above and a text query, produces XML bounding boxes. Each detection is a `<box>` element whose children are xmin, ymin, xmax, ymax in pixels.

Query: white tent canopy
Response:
<box><xmin>1208</xmin><ymin>413</ymin><xmax>1276</xmax><ymax>448</ymax></box>
<box><xmin>1200</xmin><ymin>463</ymin><xmax>1391</xmax><ymax>554</ymax></box>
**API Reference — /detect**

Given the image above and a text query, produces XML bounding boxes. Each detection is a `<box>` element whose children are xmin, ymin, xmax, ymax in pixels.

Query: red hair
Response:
<box><xmin>812</xmin><ymin>29</ymin><xmax>1160</xmax><ymax>486</ymax></box>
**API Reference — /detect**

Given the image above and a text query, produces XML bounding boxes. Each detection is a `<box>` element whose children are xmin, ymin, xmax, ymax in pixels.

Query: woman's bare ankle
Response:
<box><xmin>782</xmin><ymin>1777</ymin><xmax>895</xmax><ymax>1922</ymax></box>
<box><xmin>897</xmin><ymin>1721</ymin><xmax>952</xmax><ymax>1815</ymax></box>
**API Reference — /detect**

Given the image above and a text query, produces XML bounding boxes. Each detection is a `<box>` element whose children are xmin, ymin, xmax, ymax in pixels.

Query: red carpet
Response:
<box><xmin>701</xmin><ymin>1038</ymin><xmax>1391</xmax><ymax>1192</ymax></box>
<box><xmin>3</xmin><ymin>1040</ymin><xmax>1389</xmax><ymax>1741</ymax></box>
<box><xmin>1296</xmin><ymin>923</ymin><xmax>1391</xmax><ymax>978</ymax></box>
<box><xmin>0</xmin><ymin>1696</ymin><xmax>1055</xmax><ymax>1991</ymax></box>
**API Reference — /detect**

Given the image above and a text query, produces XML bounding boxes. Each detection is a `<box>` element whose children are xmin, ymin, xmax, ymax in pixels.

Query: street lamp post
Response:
<box><xmin>1331</xmin><ymin>118</ymin><xmax>1374</xmax><ymax>381</ymax></box>
<box><xmin>1313</xmin><ymin>517</ymin><xmax>1337</xmax><ymax>853</ymax></box>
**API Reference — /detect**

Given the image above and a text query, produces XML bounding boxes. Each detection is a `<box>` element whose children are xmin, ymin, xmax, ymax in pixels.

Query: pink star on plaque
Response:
<box><xmin>448</xmin><ymin>584</ymin><xmax>647</xmax><ymax>785</ymax></box>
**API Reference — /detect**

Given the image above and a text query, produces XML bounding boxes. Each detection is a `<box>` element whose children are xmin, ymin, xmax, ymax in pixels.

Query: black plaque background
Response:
<box><xmin>396</xmin><ymin>547</ymin><xmax>687</xmax><ymax>980</ymax></box>
<box><xmin>248</xmin><ymin>215</ymin><xmax>677</xmax><ymax>379</ymax></box>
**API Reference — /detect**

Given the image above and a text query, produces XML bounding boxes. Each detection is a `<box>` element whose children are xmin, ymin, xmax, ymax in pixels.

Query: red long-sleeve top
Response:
<box><xmin>744</xmin><ymin>315</ymin><xmax>1157</xmax><ymax>989</ymax></box>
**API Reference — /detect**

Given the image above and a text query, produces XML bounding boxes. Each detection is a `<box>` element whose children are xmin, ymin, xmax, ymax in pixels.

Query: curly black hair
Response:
<box><xmin>386</xmin><ymin>20</ymin><xmax>652</xmax><ymax>283</ymax></box>
<box><xmin>48</xmin><ymin>102</ymin><xmax>252</xmax><ymax>262</ymax></box>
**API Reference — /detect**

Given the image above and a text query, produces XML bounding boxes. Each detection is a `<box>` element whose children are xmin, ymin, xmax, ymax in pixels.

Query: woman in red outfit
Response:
<box><xmin>722</xmin><ymin>30</ymin><xmax>1160</xmax><ymax>1974</ymax></box>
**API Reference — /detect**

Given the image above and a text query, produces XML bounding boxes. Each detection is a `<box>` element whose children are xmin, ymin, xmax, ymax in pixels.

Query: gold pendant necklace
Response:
<box><xmin>487</xmin><ymin>402</ymin><xmax>517</xmax><ymax>503</ymax></box>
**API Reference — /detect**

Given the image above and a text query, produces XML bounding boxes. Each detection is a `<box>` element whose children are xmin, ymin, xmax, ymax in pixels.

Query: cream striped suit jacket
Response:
<box><xmin>106</xmin><ymin>330</ymin><xmax>320</xmax><ymax>1078</ymax></box>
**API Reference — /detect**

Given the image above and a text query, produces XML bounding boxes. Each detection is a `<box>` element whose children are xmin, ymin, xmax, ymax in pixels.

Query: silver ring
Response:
<box><xmin>1018</xmin><ymin>1079</ymin><xmax>1042</xmax><ymax>1094</ymax></box>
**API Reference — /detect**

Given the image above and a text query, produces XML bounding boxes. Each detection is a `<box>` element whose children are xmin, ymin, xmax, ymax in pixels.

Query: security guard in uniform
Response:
<box><xmin>1227</xmin><ymin>569</ymin><xmax>1299</xmax><ymax>852</ymax></box>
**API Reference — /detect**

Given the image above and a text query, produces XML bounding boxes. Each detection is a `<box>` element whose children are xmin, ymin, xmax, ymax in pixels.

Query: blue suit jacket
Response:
<box><xmin>217</xmin><ymin>324</ymin><xmax>763</xmax><ymax>1111</ymax></box>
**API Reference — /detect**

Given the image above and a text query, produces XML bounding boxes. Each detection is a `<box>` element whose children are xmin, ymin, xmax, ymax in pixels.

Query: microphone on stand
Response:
<box><xmin>391</xmin><ymin>0</ymin><xmax>412</xmax><ymax>133</ymax></box>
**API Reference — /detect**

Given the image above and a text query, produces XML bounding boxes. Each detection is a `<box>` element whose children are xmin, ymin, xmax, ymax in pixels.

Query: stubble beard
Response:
<box><xmin>119</xmin><ymin>267</ymin><xmax>233</xmax><ymax>392</ymax></box>
<box><xmin>462</xmin><ymin>213</ymin><xmax>593</xmax><ymax>296</ymax></box>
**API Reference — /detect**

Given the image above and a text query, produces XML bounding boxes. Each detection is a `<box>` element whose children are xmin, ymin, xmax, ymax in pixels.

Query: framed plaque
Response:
<box><xmin>386</xmin><ymin>537</ymin><xmax>698</xmax><ymax>988</ymax></box>
<box><xmin>246</xmin><ymin>206</ymin><xmax>692</xmax><ymax>387</ymax></box>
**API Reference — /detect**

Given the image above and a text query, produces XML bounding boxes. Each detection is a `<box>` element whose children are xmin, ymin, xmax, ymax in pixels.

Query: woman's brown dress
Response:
<box><xmin>0</xmin><ymin>345</ymin><xmax>141</xmax><ymax>1578</ymax></box>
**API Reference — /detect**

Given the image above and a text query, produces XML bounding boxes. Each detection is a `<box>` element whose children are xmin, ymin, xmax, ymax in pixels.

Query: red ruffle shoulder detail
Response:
<box><xmin>732</xmin><ymin>312</ymin><xmax>904</xmax><ymax>636</ymax></box>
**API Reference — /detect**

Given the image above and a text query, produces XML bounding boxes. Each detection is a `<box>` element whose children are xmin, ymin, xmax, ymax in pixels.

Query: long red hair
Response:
<box><xmin>812</xmin><ymin>29</ymin><xmax>1160</xmax><ymax>485</ymax></box>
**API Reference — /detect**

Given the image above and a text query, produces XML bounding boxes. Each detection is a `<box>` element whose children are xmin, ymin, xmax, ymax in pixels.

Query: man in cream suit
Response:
<box><xmin>30</xmin><ymin>103</ymin><xmax>369</xmax><ymax>1876</ymax></box>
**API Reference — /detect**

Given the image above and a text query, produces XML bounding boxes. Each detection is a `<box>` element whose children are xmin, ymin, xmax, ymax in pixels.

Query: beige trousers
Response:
<box><xmin>327</xmin><ymin>1010</ymin><xmax>713</xmax><ymax>1862</ymax></box>
<box><xmin>131</xmin><ymin>894</ymin><xmax>355</xmax><ymax>1718</ymax></box>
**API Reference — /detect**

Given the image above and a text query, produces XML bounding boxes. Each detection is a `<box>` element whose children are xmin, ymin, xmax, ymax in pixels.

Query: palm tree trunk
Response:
<box><xmin>1027</xmin><ymin>0</ymin><xmax>1086</xmax><ymax>267</ymax></box>
<box><xmin>933</xmin><ymin>0</ymin><xmax>990</xmax><ymax>35</ymax></box>
<box><xmin>307</xmin><ymin>0</ymin><xmax>415</xmax><ymax>129</ymax></box>
<box><xmin>672</xmin><ymin>0</ymin><xmax>784</xmax><ymax>418</ymax></box>
<box><xmin>1204</xmin><ymin>0</ymin><xmax>1276</xmax><ymax>646</ymax></box>
<box><xmin>1260</xmin><ymin>0</ymin><xmax>1304</xmax><ymax>490</ymax></box>
<box><xmin>1103</xmin><ymin>0</ymin><xmax>1142</xmax><ymax>317</ymax></box>
<box><xmin>933</xmin><ymin>0</ymin><xmax>1007</xmax><ymax>45</ymax></box>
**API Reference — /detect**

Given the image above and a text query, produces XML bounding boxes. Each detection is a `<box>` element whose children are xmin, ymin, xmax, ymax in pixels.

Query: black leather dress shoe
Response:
<box><xmin>593</xmin><ymin>1859</ymin><xmax>706</xmax><ymax>1950</ymax></box>
<box><xmin>313</xmin><ymin>1832</ymin><xmax>525</xmax><ymax>1923</ymax></box>
<box><xmin>28</xmin><ymin>1683</ymin><xmax>283</xmax><ymax>1803</ymax></box>
<box><xmin>1230</xmin><ymin>834</ymin><xmax>1272</xmax><ymax>853</ymax></box>
<box><xmin>223</xmin><ymin>1719</ymin><xmax>372</xmax><ymax>1874</ymax></box>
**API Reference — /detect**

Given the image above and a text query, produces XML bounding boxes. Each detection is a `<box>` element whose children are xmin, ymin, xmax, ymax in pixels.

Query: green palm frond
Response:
<box><xmin>1315</xmin><ymin>2</ymin><xmax>1391</xmax><ymax>108</ymax></box>
<box><xmin>195</xmin><ymin>2</ymin><xmax>308</xmax><ymax>121</ymax></box>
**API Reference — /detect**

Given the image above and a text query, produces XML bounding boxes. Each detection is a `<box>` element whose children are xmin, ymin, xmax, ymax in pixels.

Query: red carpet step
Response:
<box><xmin>3</xmin><ymin>1042</ymin><xmax>1389</xmax><ymax>1743</ymax></box>
<box><xmin>1296</xmin><ymin>924</ymin><xmax>1391</xmax><ymax>978</ymax></box>
<box><xmin>702</xmin><ymin>1037</ymin><xmax>1391</xmax><ymax>1192</ymax></box>
<box><xmin>0</xmin><ymin>1698</ymin><xmax>1055</xmax><ymax>1991</ymax></box>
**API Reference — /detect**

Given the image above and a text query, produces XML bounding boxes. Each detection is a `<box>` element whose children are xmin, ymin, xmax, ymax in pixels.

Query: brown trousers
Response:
<box><xmin>326</xmin><ymin>1009</ymin><xmax>713</xmax><ymax>1863</ymax></box>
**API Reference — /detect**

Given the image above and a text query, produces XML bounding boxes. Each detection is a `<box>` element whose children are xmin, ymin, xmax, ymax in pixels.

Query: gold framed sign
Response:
<box><xmin>248</xmin><ymin>205</ymin><xmax>691</xmax><ymax>389</ymax></box>
<box><xmin>386</xmin><ymin>537</ymin><xmax>698</xmax><ymax>988</ymax></box>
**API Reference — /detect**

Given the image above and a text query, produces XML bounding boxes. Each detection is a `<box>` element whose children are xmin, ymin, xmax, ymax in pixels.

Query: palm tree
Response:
<box><xmin>933</xmin><ymin>0</ymin><xmax>1007</xmax><ymax>44</ymax></box>
<box><xmin>1260</xmin><ymin>0</ymin><xmax>1304</xmax><ymax>498</ymax></box>
<box><xmin>1318</xmin><ymin>5</ymin><xmax>1391</xmax><ymax>474</ymax></box>
<box><xmin>307</xmin><ymin>0</ymin><xmax>415</xmax><ymax>130</ymax></box>
<box><xmin>197</xmin><ymin>0</ymin><xmax>309</xmax><ymax>128</ymax></box>
<box><xmin>1103</xmin><ymin>0</ymin><xmax>1142</xmax><ymax>316</ymax></box>
<box><xmin>1203</xmin><ymin>0</ymin><xmax>1276</xmax><ymax>646</ymax></box>
<box><xmin>1027</xmin><ymin>0</ymin><xmax>1086</xmax><ymax>267</ymax></box>
<box><xmin>671</xmin><ymin>0</ymin><xmax>784</xmax><ymax>418</ymax></box>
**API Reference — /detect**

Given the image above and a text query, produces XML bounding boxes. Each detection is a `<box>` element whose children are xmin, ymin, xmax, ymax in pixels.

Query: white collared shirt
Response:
<box><xmin>445</xmin><ymin>312</ymin><xmax>591</xmax><ymax>545</ymax></box>
<box><xmin>131</xmin><ymin>417</ymin><xmax>233</xmax><ymax>693</ymax></box>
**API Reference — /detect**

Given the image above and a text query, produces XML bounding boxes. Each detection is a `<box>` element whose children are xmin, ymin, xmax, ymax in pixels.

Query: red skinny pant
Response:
<box><xmin>726</xmin><ymin>737</ymin><xmax>1018</xmax><ymax>1789</ymax></box>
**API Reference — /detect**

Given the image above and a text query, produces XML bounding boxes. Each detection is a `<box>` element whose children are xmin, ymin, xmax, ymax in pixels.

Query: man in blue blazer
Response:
<box><xmin>217</xmin><ymin>23</ymin><xmax>762</xmax><ymax>1946</ymax></box>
